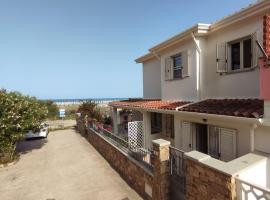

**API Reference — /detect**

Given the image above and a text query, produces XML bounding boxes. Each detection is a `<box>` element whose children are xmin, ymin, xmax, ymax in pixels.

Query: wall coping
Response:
<box><xmin>88</xmin><ymin>127</ymin><xmax>154</xmax><ymax>177</ymax></box>
<box><xmin>152</xmin><ymin>139</ymin><xmax>170</xmax><ymax>147</ymax></box>
<box><xmin>185</xmin><ymin>151</ymin><xmax>269</xmax><ymax>176</ymax></box>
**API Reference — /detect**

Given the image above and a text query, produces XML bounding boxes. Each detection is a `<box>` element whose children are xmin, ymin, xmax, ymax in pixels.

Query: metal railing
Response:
<box><xmin>169</xmin><ymin>146</ymin><xmax>186</xmax><ymax>199</ymax></box>
<box><xmin>89</xmin><ymin>122</ymin><xmax>153</xmax><ymax>170</ymax></box>
<box><xmin>236</xmin><ymin>177</ymin><xmax>270</xmax><ymax>200</ymax></box>
<box><xmin>129</xmin><ymin>147</ymin><xmax>153</xmax><ymax>170</ymax></box>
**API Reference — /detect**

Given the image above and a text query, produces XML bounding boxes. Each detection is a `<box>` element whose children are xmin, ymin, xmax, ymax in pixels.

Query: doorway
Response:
<box><xmin>194</xmin><ymin>123</ymin><xmax>208</xmax><ymax>154</ymax></box>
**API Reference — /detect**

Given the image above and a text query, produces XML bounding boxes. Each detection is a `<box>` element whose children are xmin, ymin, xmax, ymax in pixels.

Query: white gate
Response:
<box><xmin>128</xmin><ymin>121</ymin><xmax>143</xmax><ymax>149</ymax></box>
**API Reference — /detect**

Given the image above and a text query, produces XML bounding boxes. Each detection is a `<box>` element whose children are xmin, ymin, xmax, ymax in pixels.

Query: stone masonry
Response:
<box><xmin>76</xmin><ymin>119</ymin><xmax>172</xmax><ymax>200</ymax></box>
<box><xmin>185</xmin><ymin>158</ymin><xmax>236</xmax><ymax>200</ymax></box>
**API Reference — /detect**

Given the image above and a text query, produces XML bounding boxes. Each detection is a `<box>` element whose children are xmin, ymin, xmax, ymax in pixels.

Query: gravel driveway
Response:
<box><xmin>0</xmin><ymin>129</ymin><xmax>142</xmax><ymax>200</ymax></box>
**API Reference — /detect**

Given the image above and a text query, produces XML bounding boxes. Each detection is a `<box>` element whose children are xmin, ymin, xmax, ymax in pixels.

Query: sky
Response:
<box><xmin>0</xmin><ymin>0</ymin><xmax>256</xmax><ymax>99</ymax></box>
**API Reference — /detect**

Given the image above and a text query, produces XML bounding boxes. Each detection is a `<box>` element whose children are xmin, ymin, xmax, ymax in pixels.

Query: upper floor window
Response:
<box><xmin>165</xmin><ymin>50</ymin><xmax>189</xmax><ymax>81</ymax></box>
<box><xmin>216</xmin><ymin>33</ymin><xmax>257</xmax><ymax>74</ymax></box>
<box><xmin>173</xmin><ymin>54</ymin><xmax>182</xmax><ymax>79</ymax></box>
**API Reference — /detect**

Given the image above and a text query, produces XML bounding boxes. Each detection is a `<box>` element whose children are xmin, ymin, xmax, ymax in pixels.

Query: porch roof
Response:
<box><xmin>110</xmin><ymin>98</ymin><xmax>264</xmax><ymax>119</ymax></box>
<box><xmin>179</xmin><ymin>99</ymin><xmax>264</xmax><ymax>119</ymax></box>
<box><xmin>109</xmin><ymin>99</ymin><xmax>191</xmax><ymax>111</ymax></box>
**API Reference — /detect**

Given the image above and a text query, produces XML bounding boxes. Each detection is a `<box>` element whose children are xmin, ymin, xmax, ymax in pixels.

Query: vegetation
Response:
<box><xmin>0</xmin><ymin>89</ymin><xmax>48</xmax><ymax>163</ymax></box>
<box><xmin>77</xmin><ymin>100</ymin><xmax>102</xmax><ymax>121</ymax></box>
<box><xmin>40</xmin><ymin>100</ymin><xmax>58</xmax><ymax>120</ymax></box>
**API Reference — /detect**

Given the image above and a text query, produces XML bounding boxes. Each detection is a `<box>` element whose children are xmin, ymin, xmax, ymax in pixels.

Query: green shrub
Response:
<box><xmin>0</xmin><ymin>89</ymin><xmax>48</xmax><ymax>163</ymax></box>
<box><xmin>77</xmin><ymin>100</ymin><xmax>102</xmax><ymax>121</ymax></box>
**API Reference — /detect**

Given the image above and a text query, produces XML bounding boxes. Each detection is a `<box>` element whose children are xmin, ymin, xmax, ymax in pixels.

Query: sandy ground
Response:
<box><xmin>45</xmin><ymin>119</ymin><xmax>76</xmax><ymax>129</ymax></box>
<box><xmin>0</xmin><ymin>129</ymin><xmax>142</xmax><ymax>200</ymax></box>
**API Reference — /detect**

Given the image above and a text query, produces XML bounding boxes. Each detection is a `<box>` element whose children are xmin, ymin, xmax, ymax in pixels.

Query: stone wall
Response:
<box><xmin>86</xmin><ymin>127</ymin><xmax>154</xmax><ymax>200</ymax></box>
<box><xmin>185</xmin><ymin>158</ymin><xmax>236</xmax><ymax>200</ymax></box>
<box><xmin>76</xmin><ymin>119</ymin><xmax>171</xmax><ymax>200</ymax></box>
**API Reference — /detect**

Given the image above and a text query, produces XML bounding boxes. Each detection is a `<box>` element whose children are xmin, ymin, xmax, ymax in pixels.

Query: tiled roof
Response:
<box><xmin>110</xmin><ymin>99</ymin><xmax>191</xmax><ymax>110</ymax></box>
<box><xmin>179</xmin><ymin>99</ymin><xmax>264</xmax><ymax>118</ymax></box>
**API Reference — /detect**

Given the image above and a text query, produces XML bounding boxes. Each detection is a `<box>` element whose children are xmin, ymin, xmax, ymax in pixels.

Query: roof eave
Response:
<box><xmin>149</xmin><ymin>23</ymin><xmax>210</xmax><ymax>53</ymax></box>
<box><xmin>210</xmin><ymin>0</ymin><xmax>270</xmax><ymax>33</ymax></box>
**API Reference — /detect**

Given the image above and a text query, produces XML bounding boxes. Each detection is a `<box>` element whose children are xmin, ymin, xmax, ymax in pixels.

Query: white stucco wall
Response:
<box><xmin>239</xmin><ymin>158</ymin><xmax>270</xmax><ymax>189</ymax></box>
<box><xmin>254</xmin><ymin>126</ymin><xmax>270</xmax><ymax>154</ymax></box>
<box><xmin>202</xmin><ymin>14</ymin><xmax>264</xmax><ymax>99</ymax></box>
<box><xmin>160</xmin><ymin>40</ymin><xmax>198</xmax><ymax>101</ymax></box>
<box><xmin>143</xmin><ymin>13</ymin><xmax>265</xmax><ymax>101</ymax></box>
<box><xmin>143</xmin><ymin>58</ymin><xmax>161</xmax><ymax>99</ymax></box>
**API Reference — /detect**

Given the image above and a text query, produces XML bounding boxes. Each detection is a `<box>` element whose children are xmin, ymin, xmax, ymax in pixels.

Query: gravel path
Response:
<box><xmin>0</xmin><ymin>129</ymin><xmax>141</xmax><ymax>200</ymax></box>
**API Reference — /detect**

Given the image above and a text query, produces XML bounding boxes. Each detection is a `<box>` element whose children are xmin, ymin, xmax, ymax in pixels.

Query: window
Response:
<box><xmin>228</xmin><ymin>36</ymin><xmax>252</xmax><ymax>72</ymax></box>
<box><xmin>216</xmin><ymin>34</ymin><xmax>257</xmax><ymax>73</ymax></box>
<box><xmin>231</xmin><ymin>42</ymin><xmax>241</xmax><ymax>70</ymax></box>
<box><xmin>172</xmin><ymin>54</ymin><xmax>182</xmax><ymax>79</ymax></box>
<box><xmin>151</xmin><ymin>113</ymin><xmax>162</xmax><ymax>134</ymax></box>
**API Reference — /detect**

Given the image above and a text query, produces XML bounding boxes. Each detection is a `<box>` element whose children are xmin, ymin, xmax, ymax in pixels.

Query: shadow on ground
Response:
<box><xmin>16</xmin><ymin>138</ymin><xmax>48</xmax><ymax>154</ymax></box>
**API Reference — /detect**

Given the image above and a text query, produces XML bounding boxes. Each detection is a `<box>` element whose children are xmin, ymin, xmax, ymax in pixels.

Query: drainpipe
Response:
<box><xmin>191</xmin><ymin>32</ymin><xmax>202</xmax><ymax>101</ymax></box>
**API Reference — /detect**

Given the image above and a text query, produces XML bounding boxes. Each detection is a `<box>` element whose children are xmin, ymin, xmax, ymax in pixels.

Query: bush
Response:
<box><xmin>40</xmin><ymin>100</ymin><xmax>58</xmax><ymax>120</ymax></box>
<box><xmin>77</xmin><ymin>100</ymin><xmax>102</xmax><ymax>121</ymax></box>
<box><xmin>0</xmin><ymin>89</ymin><xmax>48</xmax><ymax>163</ymax></box>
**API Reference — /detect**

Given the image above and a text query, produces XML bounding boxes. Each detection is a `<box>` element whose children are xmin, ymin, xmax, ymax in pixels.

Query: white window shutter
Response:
<box><xmin>182</xmin><ymin>50</ymin><xmax>189</xmax><ymax>77</ymax></box>
<box><xmin>252</xmin><ymin>31</ymin><xmax>258</xmax><ymax>68</ymax></box>
<box><xmin>181</xmin><ymin>121</ymin><xmax>192</xmax><ymax>152</ymax></box>
<box><xmin>216</xmin><ymin>43</ymin><xmax>228</xmax><ymax>73</ymax></box>
<box><xmin>165</xmin><ymin>57</ymin><xmax>173</xmax><ymax>80</ymax></box>
<box><xmin>219</xmin><ymin>128</ymin><xmax>236</xmax><ymax>162</ymax></box>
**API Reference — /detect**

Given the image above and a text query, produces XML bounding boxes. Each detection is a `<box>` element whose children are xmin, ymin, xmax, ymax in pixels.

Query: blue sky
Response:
<box><xmin>0</xmin><ymin>0</ymin><xmax>256</xmax><ymax>99</ymax></box>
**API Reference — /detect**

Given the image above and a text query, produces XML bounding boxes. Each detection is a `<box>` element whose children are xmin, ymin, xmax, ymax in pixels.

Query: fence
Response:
<box><xmin>236</xmin><ymin>177</ymin><xmax>270</xmax><ymax>200</ymax></box>
<box><xmin>89</xmin><ymin>121</ymin><xmax>153</xmax><ymax>171</ymax></box>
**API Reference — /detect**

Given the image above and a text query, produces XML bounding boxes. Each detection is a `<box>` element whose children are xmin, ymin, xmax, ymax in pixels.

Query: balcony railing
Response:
<box><xmin>236</xmin><ymin>177</ymin><xmax>270</xmax><ymax>200</ymax></box>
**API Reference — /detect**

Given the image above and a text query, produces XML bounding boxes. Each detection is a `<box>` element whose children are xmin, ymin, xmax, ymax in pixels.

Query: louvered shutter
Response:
<box><xmin>219</xmin><ymin>128</ymin><xmax>236</xmax><ymax>162</ymax></box>
<box><xmin>165</xmin><ymin>57</ymin><xmax>173</xmax><ymax>80</ymax></box>
<box><xmin>216</xmin><ymin>43</ymin><xmax>228</xmax><ymax>73</ymax></box>
<box><xmin>181</xmin><ymin>121</ymin><xmax>192</xmax><ymax>152</ymax></box>
<box><xmin>182</xmin><ymin>50</ymin><xmax>189</xmax><ymax>77</ymax></box>
<box><xmin>252</xmin><ymin>32</ymin><xmax>258</xmax><ymax>68</ymax></box>
<box><xmin>208</xmin><ymin>126</ymin><xmax>220</xmax><ymax>159</ymax></box>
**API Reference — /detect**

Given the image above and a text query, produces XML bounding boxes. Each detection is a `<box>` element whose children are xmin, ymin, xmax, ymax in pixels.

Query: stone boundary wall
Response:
<box><xmin>185</xmin><ymin>158</ymin><xmax>236</xmax><ymax>200</ymax></box>
<box><xmin>76</xmin><ymin>119</ymin><xmax>154</xmax><ymax>200</ymax></box>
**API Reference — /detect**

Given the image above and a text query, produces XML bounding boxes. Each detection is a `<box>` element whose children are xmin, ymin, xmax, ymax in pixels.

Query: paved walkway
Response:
<box><xmin>0</xmin><ymin>129</ymin><xmax>142</xmax><ymax>200</ymax></box>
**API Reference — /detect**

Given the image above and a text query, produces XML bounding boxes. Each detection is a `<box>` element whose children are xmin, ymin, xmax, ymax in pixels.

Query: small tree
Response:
<box><xmin>0</xmin><ymin>89</ymin><xmax>48</xmax><ymax>163</ymax></box>
<box><xmin>77</xmin><ymin>100</ymin><xmax>102</xmax><ymax>122</ymax></box>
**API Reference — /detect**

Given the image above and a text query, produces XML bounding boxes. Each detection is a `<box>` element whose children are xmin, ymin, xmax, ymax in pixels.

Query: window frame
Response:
<box><xmin>227</xmin><ymin>35</ymin><xmax>253</xmax><ymax>73</ymax></box>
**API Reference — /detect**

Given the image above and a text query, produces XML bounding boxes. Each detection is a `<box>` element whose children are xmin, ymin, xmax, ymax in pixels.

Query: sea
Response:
<box><xmin>52</xmin><ymin>98</ymin><xmax>128</xmax><ymax>106</ymax></box>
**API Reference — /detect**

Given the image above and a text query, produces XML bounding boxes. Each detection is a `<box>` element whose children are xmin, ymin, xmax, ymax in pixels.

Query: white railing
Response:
<box><xmin>236</xmin><ymin>177</ymin><xmax>270</xmax><ymax>200</ymax></box>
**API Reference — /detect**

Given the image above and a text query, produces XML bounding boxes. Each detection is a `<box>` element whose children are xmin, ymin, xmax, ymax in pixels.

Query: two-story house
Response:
<box><xmin>110</xmin><ymin>0</ymin><xmax>270</xmax><ymax>162</ymax></box>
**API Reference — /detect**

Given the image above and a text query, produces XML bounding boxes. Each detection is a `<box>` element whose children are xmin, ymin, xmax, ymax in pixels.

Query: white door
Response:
<box><xmin>181</xmin><ymin>121</ymin><xmax>192</xmax><ymax>152</ymax></box>
<box><xmin>219</xmin><ymin>128</ymin><xmax>237</xmax><ymax>162</ymax></box>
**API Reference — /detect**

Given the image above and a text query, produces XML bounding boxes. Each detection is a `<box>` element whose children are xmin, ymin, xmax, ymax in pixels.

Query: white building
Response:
<box><xmin>110</xmin><ymin>1</ymin><xmax>270</xmax><ymax>196</ymax></box>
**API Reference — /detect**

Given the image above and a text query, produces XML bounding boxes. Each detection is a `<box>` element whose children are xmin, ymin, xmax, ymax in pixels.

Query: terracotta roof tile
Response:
<box><xmin>179</xmin><ymin>99</ymin><xmax>263</xmax><ymax>118</ymax></box>
<box><xmin>110</xmin><ymin>99</ymin><xmax>191</xmax><ymax>110</ymax></box>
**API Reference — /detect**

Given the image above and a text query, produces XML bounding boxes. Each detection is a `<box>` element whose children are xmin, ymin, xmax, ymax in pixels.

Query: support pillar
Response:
<box><xmin>152</xmin><ymin>139</ymin><xmax>170</xmax><ymax>200</ymax></box>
